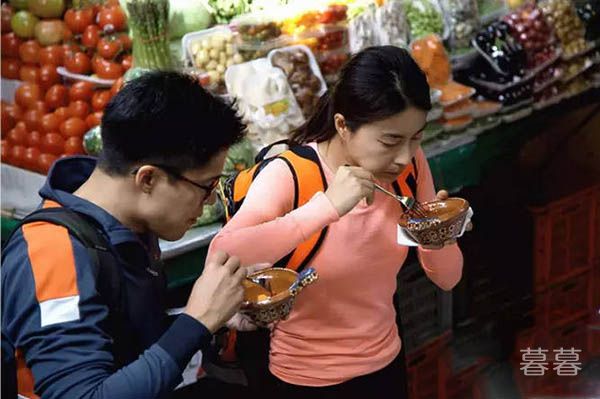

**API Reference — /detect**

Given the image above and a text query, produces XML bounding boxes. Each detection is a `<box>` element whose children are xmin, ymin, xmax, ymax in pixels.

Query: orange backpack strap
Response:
<box><xmin>274</xmin><ymin>145</ymin><xmax>328</xmax><ymax>272</ymax></box>
<box><xmin>392</xmin><ymin>157</ymin><xmax>418</xmax><ymax>205</ymax></box>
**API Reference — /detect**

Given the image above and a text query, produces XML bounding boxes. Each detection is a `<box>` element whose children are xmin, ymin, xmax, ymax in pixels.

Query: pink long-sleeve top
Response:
<box><xmin>208</xmin><ymin>143</ymin><xmax>463</xmax><ymax>386</ymax></box>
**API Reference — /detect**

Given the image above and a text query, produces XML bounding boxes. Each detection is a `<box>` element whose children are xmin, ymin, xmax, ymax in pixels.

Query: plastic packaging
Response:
<box><xmin>441</xmin><ymin>0</ymin><xmax>480</xmax><ymax>49</ymax></box>
<box><xmin>56</xmin><ymin>67</ymin><xmax>115</xmax><ymax>87</ymax></box>
<box><xmin>225</xmin><ymin>58</ymin><xmax>305</xmax><ymax>148</ymax></box>
<box><xmin>268</xmin><ymin>45</ymin><xmax>327</xmax><ymax>117</ymax></box>
<box><xmin>410</xmin><ymin>34</ymin><xmax>452</xmax><ymax>87</ymax></box>
<box><xmin>427</xmin><ymin>106</ymin><xmax>443</xmax><ymax>121</ymax></box>
<box><xmin>501</xmin><ymin>105</ymin><xmax>532</xmax><ymax>122</ymax></box>
<box><xmin>348</xmin><ymin>2</ymin><xmax>378</xmax><ymax>53</ymax></box>
<box><xmin>282</xmin><ymin>3</ymin><xmax>348</xmax><ymax>35</ymax></box>
<box><xmin>183</xmin><ymin>26</ymin><xmax>244</xmax><ymax>91</ymax></box>
<box><xmin>440</xmin><ymin>115</ymin><xmax>473</xmax><ymax>132</ymax></box>
<box><xmin>437</xmin><ymin>80</ymin><xmax>476</xmax><ymax>107</ymax></box>
<box><xmin>317</xmin><ymin>48</ymin><xmax>350</xmax><ymax>80</ymax></box>
<box><xmin>471</xmin><ymin>98</ymin><xmax>502</xmax><ymax>117</ymax></box>
<box><xmin>375</xmin><ymin>0</ymin><xmax>410</xmax><ymax>48</ymax></box>
<box><xmin>405</xmin><ymin>0</ymin><xmax>447</xmax><ymax>39</ymax></box>
<box><xmin>295</xmin><ymin>24</ymin><xmax>349</xmax><ymax>52</ymax></box>
<box><xmin>443</xmin><ymin>98</ymin><xmax>475</xmax><ymax>119</ymax></box>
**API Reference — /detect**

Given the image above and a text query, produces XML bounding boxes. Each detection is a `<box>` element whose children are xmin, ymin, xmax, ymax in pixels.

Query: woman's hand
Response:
<box><xmin>325</xmin><ymin>165</ymin><xmax>375</xmax><ymax>217</ymax></box>
<box><xmin>420</xmin><ymin>190</ymin><xmax>472</xmax><ymax>250</ymax></box>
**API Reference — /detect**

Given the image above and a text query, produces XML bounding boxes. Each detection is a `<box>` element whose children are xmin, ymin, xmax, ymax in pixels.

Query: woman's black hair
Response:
<box><xmin>291</xmin><ymin>46</ymin><xmax>431</xmax><ymax>144</ymax></box>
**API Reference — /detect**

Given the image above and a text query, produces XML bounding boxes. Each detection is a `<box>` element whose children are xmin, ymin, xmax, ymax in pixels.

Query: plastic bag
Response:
<box><xmin>348</xmin><ymin>2</ymin><xmax>379</xmax><ymax>53</ymax></box>
<box><xmin>405</xmin><ymin>0</ymin><xmax>447</xmax><ymax>40</ymax></box>
<box><xmin>375</xmin><ymin>0</ymin><xmax>410</xmax><ymax>48</ymax></box>
<box><xmin>441</xmin><ymin>0</ymin><xmax>480</xmax><ymax>49</ymax></box>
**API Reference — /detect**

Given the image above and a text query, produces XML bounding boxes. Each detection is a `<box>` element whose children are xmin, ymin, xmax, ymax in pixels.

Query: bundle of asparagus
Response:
<box><xmin>126</xmin><ymin>0</ymin><xmax>173</xmax><ymax>70</ymax></box>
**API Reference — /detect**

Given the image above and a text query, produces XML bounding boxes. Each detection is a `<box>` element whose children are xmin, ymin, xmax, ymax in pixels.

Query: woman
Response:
<box><xmin>208</xmin><ymin>46</ymin><xmax>464</xmax><ymax>397</ymax></box>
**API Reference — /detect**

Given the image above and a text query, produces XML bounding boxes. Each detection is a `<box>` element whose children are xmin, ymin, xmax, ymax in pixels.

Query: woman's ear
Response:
<box><xmin>334</xmin><ymin>113</ymin><xmax>349</xmax><ymax>141</ymax></box>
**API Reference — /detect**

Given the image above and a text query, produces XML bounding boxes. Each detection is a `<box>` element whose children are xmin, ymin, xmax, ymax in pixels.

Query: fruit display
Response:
<box><xmin>560</xmin><ymin>56</ymin><xmax>594</xmax><ymax>82</ymax></box>
<box><xmin>473</xmin><ymin>21</ymin><xmax>527</xmax><ymax>77</ymax></box>
<box><xmin>374</xmin><ymin>0</ymin><xmax>410</xmax><ymax>48</ymax></box>
<box><xmin>405</xmin><ymin>0</ymin><xmax>446</xmax><ymax>40</ymax></box>
<box><xmin>471</xmin><ymin>98</ymin><xmax>502</xmax><ymax>117</ymax></box>
<box><xmin>441</xmin><ymin>0</ymin><xmax>480</xmax><ymax>49</ymax></box>
<box><xmin>471</xmin><ymin>77</ymin><xmax>534</xmax><ymax>106</ymax></box>
<box><xmin>440</xmin><ymin>114</ymin><xmax>474</xmax><ymax>132</ymax></box>
<box><xmin>282</xmin><ymin>3</ymin><xmax>347</xmax><ymax>36</ymax></box>
<box><xmin>232</xmin><ymin>12</ymin><xmax>283</xmax><ymax>44</ymax></box>
<box><xmin>316</xmin><ymin>49</ymin><xmax>349</xmax><ymax>80</ymax></box>
<box><xmin>186</xmin><ymin>27</ymin><xmax>244</xmax><ymax>91</ymax></box>
<box><xmin>534</xmin><ymin>64</ymin><xmax>563</xmax><ymax>92</ymax></box>
<box><xmin>443</xmin><ymin>98</ymin><xmax>475</xmax><ymax>119</ymax></box>
<box><xmin>437</xmin><ymin>80</ymin><xmax>477</xmax><ymax>106</ymax></box>
<box><xmin>539</xmin><ymin>0</ymin><xmax>587</xmax><ymax>58</ymax></box>
<box><xmin>503</xmin><ymin>4</ymin><xmax>562</xmax><ymax>71</ymax></box>
<box><xmin>269</xmin><ymin>46</ymin><xmax>326</xmax><ymax>117</ymax></box>
<box><xmin>296</xmin><ymin>24</ymin><xmax>348</xmax><ymax>53</ymax></box>
<box><xmin>576</xmin><ymin>0</ymin><xmax>600</xmax><ymax>41</ymax></box>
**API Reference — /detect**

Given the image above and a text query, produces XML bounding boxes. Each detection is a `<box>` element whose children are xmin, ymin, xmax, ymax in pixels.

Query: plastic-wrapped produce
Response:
<box><xmin>410</xmin><ymin>34</ymin><xmax>451</xmax><ymax>86</ymax></box>
<box><xmin>405</xmin><ymin>0</ymin><xmax>446</xmax><ymax>39</ymax></box>
<box><xmin>225</xmin><ymin>58</ymin><xmax>305</xmax><ymax>148</ymax></box>
<box><xmin>348</xmin><ymin>2</ymin><xmax>379</xmax><ymax>53</ymax></box>
<box><xmin>231</xmin><ymin>11</ymin><xmax>289</xmax><ymax>61</ymax></box>
<box><xmin>441</xmin><ymin>0</ymin><xmax>480</xmax><ymax>49</ymax></box>
<box><xmin>375</xmin><ymin>0</ymin><xmax>410</xmax><ymax>48</ymax></box>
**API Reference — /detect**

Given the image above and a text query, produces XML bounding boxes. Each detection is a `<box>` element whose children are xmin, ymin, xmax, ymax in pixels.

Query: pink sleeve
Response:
<box><xmin>208</xmin><ymin>159</ymin><xmax>340</xmax><ymax>266</ymax></box>
<box><xmin>414</xmin><ymin>147</ymin><xmax>464</xmax><ymax>291</ymax></box>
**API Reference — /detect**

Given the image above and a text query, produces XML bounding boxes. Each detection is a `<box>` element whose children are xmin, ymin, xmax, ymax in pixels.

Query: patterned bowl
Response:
<box><xmin>399</xmin><ymin>198</ymin><xmax>470</xmax><ymax>247</ymax></box>
<box><xmin>241</xmin><ymin>267</ymin><xmax>318</xmax><ymax>327</ymax></box>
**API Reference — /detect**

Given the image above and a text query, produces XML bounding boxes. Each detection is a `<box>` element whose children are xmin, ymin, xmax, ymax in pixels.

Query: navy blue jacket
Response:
<box><xmin>1</xmin><ymin>156</ymin><xmax>212</xmax><ymax>399</ymax></box>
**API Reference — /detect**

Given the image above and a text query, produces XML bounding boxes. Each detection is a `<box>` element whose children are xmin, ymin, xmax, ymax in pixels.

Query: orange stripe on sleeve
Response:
<box><xmin>42</xmin><ymin>200</ymin><xmax>61</xmax><ymax>209</ymax></box>
<box><xmin>22</xmin><ymin>222</ymin><xmax>79</xmax><ymax>302</ymax></box>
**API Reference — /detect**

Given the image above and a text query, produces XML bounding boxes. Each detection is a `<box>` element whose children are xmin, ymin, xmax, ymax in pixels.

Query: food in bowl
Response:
<box><xmin>399</xmin><ymin>198</ymin><xmax>470</xmax><ymax>246</ymax></box>
<box><xmin>242</xmin><ymin>267</ymin><xmax>318</xmax><ymax>326</ymax></box>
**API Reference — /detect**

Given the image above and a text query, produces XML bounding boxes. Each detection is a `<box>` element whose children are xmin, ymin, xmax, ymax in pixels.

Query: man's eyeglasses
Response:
<box><xmin>131</xmin><ymin>164</ymin><xmax>221</xmax><ymax>198</ymax></box>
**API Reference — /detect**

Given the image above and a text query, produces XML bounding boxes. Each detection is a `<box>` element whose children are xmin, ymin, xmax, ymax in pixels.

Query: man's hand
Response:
<box><xmin>225</xmin><ymin>262</ymin><xmax>272</xmax><ymax>331</ymax></box>
<box><xmin>184</xmin><ymin>251</ymin><xmax>246</xmax><ymax>333</ymax></box>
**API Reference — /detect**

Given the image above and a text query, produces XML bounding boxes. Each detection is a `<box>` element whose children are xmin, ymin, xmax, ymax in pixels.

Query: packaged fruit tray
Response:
<box><xmin>182</xmin><ymin>26</ymin><xmax>243</xmax><ymax>89</ymax></box>
<box><xmin>293</xmin><ymin>24</ymin><xmax>349</xmax><ymax>53</ymax></box>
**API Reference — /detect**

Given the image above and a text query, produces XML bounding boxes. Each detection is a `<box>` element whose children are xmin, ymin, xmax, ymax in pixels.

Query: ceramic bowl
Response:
<box><xmin>399</xmin><ymin>198</ymin><xmax>470</xmax><ymax>246</ymax></box>
<box><xmin>241</xmin><ymin>267</ymin><xmax>318</xmax><ymax>326</ymax></box>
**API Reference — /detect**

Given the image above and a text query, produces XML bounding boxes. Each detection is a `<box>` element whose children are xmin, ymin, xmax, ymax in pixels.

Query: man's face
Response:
<box><xmin>134</xmin><ymin>150</ymin><xmax>227</xmax><ymax>241</ymax></box>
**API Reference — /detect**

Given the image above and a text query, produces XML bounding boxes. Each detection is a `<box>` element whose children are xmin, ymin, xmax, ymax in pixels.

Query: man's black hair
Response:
<box><xmin>98</xmin><ymin>71</ymin><xmax>246</xmax><ymax>175</ymax></box>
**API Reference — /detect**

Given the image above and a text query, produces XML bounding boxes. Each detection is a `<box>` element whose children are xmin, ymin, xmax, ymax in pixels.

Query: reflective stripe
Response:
<box><xmin>39</xmin><ymin>295</ymin><xmax>80</xmax><ymax>327</ymax></box>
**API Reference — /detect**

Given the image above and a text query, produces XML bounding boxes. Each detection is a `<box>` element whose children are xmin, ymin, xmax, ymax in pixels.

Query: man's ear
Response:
<box><xmin>133</xmin><ymin>165</ymin><xmax>159</xmax><ymax>194</ymax></box>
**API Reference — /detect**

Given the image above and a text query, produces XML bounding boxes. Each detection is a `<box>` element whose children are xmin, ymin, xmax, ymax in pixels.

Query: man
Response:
<box><xmin>2</xmin><ymin>71</ymin><xmax>250</xmax><ymax>398</ymax></box>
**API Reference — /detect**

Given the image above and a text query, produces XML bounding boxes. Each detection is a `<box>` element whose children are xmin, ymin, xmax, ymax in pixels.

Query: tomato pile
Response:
<box><xmin>1</xmin><ymin>0</ymin><xmax>129</xmax><ymax>175</ymax></box>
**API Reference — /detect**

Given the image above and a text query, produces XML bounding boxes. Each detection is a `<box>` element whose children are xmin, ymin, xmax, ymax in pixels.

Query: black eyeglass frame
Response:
<box><xmin>131</xmin><ymin>164</ymin><xmax>222</xmax><ymax>197</ymax></box>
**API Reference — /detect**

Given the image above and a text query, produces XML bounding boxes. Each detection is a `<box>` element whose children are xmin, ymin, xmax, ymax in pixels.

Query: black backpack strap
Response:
<box><xmin>3</xmin><ymin>208</ymin><xmax>124</xmax><ymax>342</ymax></box>
<box><xmin>255</xmin><ymin>139</ymin><xmax>291</xmax><ymax>163</ymax></box>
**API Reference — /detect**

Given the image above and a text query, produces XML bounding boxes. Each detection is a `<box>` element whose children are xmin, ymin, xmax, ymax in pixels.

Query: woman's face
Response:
<box><xmin>338</xmin><ymin>106</ymin><xmax>427</xmax><ymax>182</ymax></box>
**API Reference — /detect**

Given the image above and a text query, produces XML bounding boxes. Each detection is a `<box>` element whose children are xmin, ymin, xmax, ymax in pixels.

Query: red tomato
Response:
<box><xmin>121</xmin><ymin>54</ymin><xmax>132</xmax><ymax>72</ymax></box>
<box><xmin>41</xmin><ymin>132</ymin><xmax>65</xmax><ymax>155</ymax></box>
<box><xmin>64</xmin><ymin>8</ymin><xmax>95</xmax><ymax>34</ymax></box>
<box><xmin>38</xmin><ymin>45</ymin><xmax>64</xmax><ymax>66</ymax></box>
<box><xmin>39</xmin><ymin>64</ymin><xmax>61</xmax><ymax>90</ymax></box>
<box><xmin>19</xmin><ymin>64</ymin><xmax>40</xmax><ymax>83</ymax></box>
<box><xmin>68</xmin><ymin>81</ymin><xmax>95</xmax><ymax>102</ymax></box>
<box><xmin>94</xmin><ymin>57</ymin><xmax>123</xmax><ymax>80</ymax></box>
<box><xmin>40</xmin><ymin>113</ymin><xmax>60</xmax><ymax>133</ymax></box>
<box><xmin>23</xmin><ymin>109</ymin><xmax>43</xmax><ymax>131</ymax></box>
<box><xmin>26</xmin><ymin>130</ymin><xmax>42</xmax><ymax>147</ymax></box>
<box><xmin>117</xmin><ymin>33</ymin><xmax>132</xmax><ymax>51</ymax></box>
<box><xmin>1</xmin><ymin>102</ymin><xmax>16</xmax><ymax>136</ymax></box>
<box><xmin>15</xmin><ymin>121</ymin><xmax>27</xmax><ymax>132</ymax></box>
<box><xmin>54</xmin><ymin>106</ymin><xmax>70</xmax><ymax>122</ymax></box>
<box><xmin>31</xmin><ymin>101</ymin><xmax>48</xmax><ymax>114</ymax></box>
<box><xmin>11</xmin><ymin>145</ymin><xmax>26</xmax><ymax>167</ymax></box>
<box><xmin>5</xmin><ymin>103</ymin><xmax>23</xmax><ymax>121</ymax></box>
<box><xmin>1</xmin><ymin>139</ymin><xmax>12</xmax><ymax>164</ymax></box>
<box><xmin>24</xmin><ymin>147</ymin><xmax>41</xmax><ymax>172</ymax></box>
<box><xmin>60</xmin><ymin>117</ymin><xmax>87</xmax><ymax>137</ymax></box>
<box><xmin>1</xmin><ymin>32</ymin><xmax>22</xmax><ymax>58</ymax></box>
<box><xmin>110</xmin><ymin>76</ymin><xmax>124</xmax><ymax>96</ymax></box>
<box><xmin>45</xmin><ymin>84</ymin><xmax>68</xmax><ymax>110</ymax></box>
<box><xmin>38</xmin><ymin>153</ymin><xmax>58</xmax><ymax>174</ymax></box>
<box><xmin>15</xmin><ymin>83</ymin><xmax>42</xmax><ymax>109</ymax></box>
<box><xmin>1</xmin><ymin>58</ymin><xmax>21</xmax><ymax>79</ymax></box>
<box><xmin>8</xmin><ymin>127</ymin><xmax>28</xmax><ymax>145</ymax></box>
<box><xmin>62</xmin><ymin>25</ymin><xmax>74</xmax><ymax>43</ymax></box>
<box><xmin>85</xmin><ymin>111</ymin><xmax>103</xmax><ymax>128</ymax></box>
<box><xmin>18</xmin><ymin>40</ymin><xmax>40</xmax><ymax>64</ymax></box>
<box><xmin>91</xmin><ymin>90</ymin><xmax>111</xmax><ymax>111</ymax></box>
<box><xmin>61</xmin><ymin>42</ymin><xmax>79</xmax><ymax>58</ymax></box>
<box><xmin>64</xmin><ymin>52</ymin><xmax>92</xmax><ymax>75</ymax></box>
<box><xmin>68</xmin><ymin>100</ymin><xmax>90</xmax><ymax>119</ymax></box>
<box><xmin>97</xmin><ymin>5</ymin><xmax>127</xmax><ymax>33</ymax></box>
<box><xmin>96</xmin><ymin>37</ymin><xmax>122</xmax><ymax>59</ymax></box>
<box><xmin>64</xmin><ymin>136</ymin><xmax>84</xmax><ymax>155</ymax></box>
<box><xmin>81</xmin><ymin>25</ymin><xmax>101</xmax><ymax>49</ymax></box>
<box><xmin>1</xmin><ymin>4</ymin><xmax>12</xmax><ymax>34</ymax></box>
